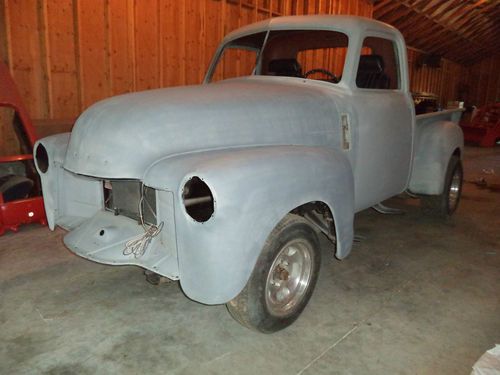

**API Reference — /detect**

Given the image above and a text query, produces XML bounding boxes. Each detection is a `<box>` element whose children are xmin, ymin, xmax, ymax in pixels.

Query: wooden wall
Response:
<box><xmin>0</xmin><ymin>0</ymin><xmax>497</xmax><ymax>129</ymax></box>
<box><xmin>0</xmin><ymin>0</ymin><xmax>372</xmax><ymax>123</ymax></box>
<box><xmin>461</xmin><ymin>56</ymin><xmax>500</xmax><ymax>108</ymax></box>
<box><xmin>407</xmin><ymin>48</ymin><xmax>466</xmax><ymax>108</ymax></box>
<box><xmin>408</xmin><ymin>49</ymin><xmax>500</xmax><ymax>109</ymax></box>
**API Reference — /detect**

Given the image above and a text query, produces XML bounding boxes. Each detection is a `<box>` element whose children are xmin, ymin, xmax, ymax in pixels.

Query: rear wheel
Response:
<box><xmin>227</xmin><ymin>214</ymin><xmax>321</xmax><ymax>333</ymax></box>
<box><xmin>421</xmin><ymin>155</ymin><xmax>463</xmax><ymax>217</ymax></box>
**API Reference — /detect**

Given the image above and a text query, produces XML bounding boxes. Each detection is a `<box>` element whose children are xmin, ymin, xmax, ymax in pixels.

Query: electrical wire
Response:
<box><xmin>123</xmin><ymin>184</ymin><xmax>163</xmax><ymax>259</ymax></box>
<box><xmin>123</xmin><ymin>221</ymin><xmax>164</xmax><ymax>259</ymax></box>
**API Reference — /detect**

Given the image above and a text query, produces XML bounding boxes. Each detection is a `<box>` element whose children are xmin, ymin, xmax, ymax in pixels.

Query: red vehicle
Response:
<box><xmin>0</xmin><ymin>62</ymin><xmax>46</xmax><ymax>235</ymax></box>
<box><xmin>461</xmin><ymin>103</ymin><xmax>500</xmax><ymax>147</ymax></box>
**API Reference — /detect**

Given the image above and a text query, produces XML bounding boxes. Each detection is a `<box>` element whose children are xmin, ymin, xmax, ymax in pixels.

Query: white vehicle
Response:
<box><xmin>35</xmin><ymin>15</ymin><xmax>464</xmax><ymax>332</ymax></box>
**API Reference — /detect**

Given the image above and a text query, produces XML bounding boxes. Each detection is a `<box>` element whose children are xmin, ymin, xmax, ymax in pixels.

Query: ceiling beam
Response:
<box><xmin>374</xmin><ymin>0</ymin><xmax>500</xmax><ymax>65</ymax></box>
<box><xmin>429</xmin><ymin>0</ymin><xmax>458</xmax><ymax>19</ymax></box>
<box><xmin>374</xmin><ymin>2</ymin><xmax>403</xmax><ymax>18</ymax></box>
<box><xmin>384</xmin><ymin>7</ymin><xmax>414</xmax><ymax>24</ymax></box>
<box><xmin>373</xmin><ymin>0</ymin><xmax>392</xmax><ymax>11</ymax></box>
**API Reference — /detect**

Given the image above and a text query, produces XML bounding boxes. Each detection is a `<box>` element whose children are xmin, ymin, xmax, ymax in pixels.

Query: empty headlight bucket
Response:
<box><xmin>35</xmin><ymin>143</ymin><xmax>49</xmax><ymax>173</ymax></box>
<box><xmin>182</xmin><ymin>177</ymin><xmax>214</xmax><ymax>222</ymax></box>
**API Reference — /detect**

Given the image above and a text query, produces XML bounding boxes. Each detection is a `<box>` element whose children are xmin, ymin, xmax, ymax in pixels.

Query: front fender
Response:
<box><xmin>409</xmin><ymin>121</ymin><xmax>463</xmax><ymax>195</ymax></box>
<box><xmin>143</xmin><ymin>145</ymin><xmax>354</xmax><ymax>304</ymax></box>
<box><xmin>35</xmin><ymin>133</ymin><xmax>103</xmax><ymax>230</ymax></box>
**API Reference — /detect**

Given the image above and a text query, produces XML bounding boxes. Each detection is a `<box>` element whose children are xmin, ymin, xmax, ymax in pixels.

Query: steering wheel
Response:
<box><xmin>303</xmin><ymin>68</ymin><xmax>338</xmax><ymax>83</ymax></box>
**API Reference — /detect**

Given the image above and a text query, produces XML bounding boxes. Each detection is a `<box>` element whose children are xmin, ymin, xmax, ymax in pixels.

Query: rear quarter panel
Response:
<box><xmin>409</xmin><ymin>110</ymin><xmax>464</xmax><ymax>195</ymax></box>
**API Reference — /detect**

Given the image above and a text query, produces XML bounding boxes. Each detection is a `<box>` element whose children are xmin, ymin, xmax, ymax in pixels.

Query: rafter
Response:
<box><xmin>429</xmin><ymin>0</ymin><xmax>457</xmax><ymax>18</ymax></box>
<box><xmin>373</xmin><ymin>0</ymin><xmax>392</xmax><ymax>11</ymax></box>
<box><xmin>374</xmin><ymin>2</ymin><xmax>403</xmax><ymax>19</ymax></box>
<box><xmin>374</xmin><ymin>0</ymin><xmax>500</xmax><ymax>65</ymax></box>
<box><xmin>385</xmin><ymin>7</ymin><xmax>413</xmax><ymax>24</ymax></box>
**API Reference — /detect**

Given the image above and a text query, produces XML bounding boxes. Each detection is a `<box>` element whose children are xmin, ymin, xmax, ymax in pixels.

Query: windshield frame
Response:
<box><xmin>204</xmin><ymin>31</ymin><xmax>270</xmax><ymax>84</ymax></box>
<box><xmin>204</xmin><ymin>27</ymin><xmax>352</xmax><ymax>85</ymax></box>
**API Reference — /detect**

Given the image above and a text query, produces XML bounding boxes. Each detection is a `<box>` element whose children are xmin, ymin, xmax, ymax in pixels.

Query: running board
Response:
<box><xmin>372</xmin><ymin>203</ymin><xmax>405</xmax><ymax>215</ymax></box>
<box><xmin>354</xmin><ymin>234</ymin><xmax>365</xmax><ymax>242</ymax></box>
<box><xmin>404</xmin><ymin>190</ymin><xmax>420</xmax><ymax>199</ymax></box>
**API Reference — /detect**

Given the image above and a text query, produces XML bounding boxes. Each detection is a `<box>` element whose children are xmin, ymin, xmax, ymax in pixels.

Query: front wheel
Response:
<box><xmin>227</xmin><ymin>214</ymin><xmax>321</xmax><ymax>333</ymax></box>
<box><xmin>421</xmin><ymin>155</ymin><xmax>463</xmax><ymax>217</ymax></box>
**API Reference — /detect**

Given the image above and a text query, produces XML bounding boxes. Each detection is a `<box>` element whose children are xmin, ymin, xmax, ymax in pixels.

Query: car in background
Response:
<box><xmin>461</xmin><ymin>102</ymin><xmax>500</xmax><ymax>147</ymax></box>
<box><xmin>0</xmin><ymin>62</ymin><xmax>46</xmax><ymax>235</ymax></box>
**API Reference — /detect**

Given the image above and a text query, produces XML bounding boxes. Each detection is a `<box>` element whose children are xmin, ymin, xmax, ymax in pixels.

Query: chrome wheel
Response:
<box><xmin>448</xmin><ymin>167</ymin><xmax>462</xmax><ymax>212</ymax></box>
<box><xmin>265</xmin><ymin>239</ymin><xmax>313</xmax><ymax>317</ymax></box>
<box><xmin>227</xmin><ymin>214</ymin><xmax>320</xmax><ymax>332</ymax></box>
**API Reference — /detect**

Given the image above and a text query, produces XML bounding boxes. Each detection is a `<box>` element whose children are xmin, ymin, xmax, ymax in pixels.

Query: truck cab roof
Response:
<box><xmin>223</xmin><ymin>15</ymin><xmax>402</xmax><ymax>43</ymax></box>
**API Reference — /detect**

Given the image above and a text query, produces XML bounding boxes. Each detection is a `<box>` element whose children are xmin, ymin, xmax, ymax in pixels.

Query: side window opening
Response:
<box><xmin>356</xmin><ymin>37</ymin><xmax>400</xmax><ymax>90</ymax></box>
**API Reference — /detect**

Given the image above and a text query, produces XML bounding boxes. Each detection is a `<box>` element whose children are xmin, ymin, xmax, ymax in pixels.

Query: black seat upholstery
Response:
<box><xmin>268</xmin><ymin>59</ymin><xmax>303</xmax><ymax>78</ymax></box>
<box><xmin>356</xmin><ymin>55</ymin><xmax>390</xmax><ymax>89</ymax></box>
<box><xmin>0</xmin><ymin>175</ymin><xmax>33</xmax><ymax>202</ymax></box>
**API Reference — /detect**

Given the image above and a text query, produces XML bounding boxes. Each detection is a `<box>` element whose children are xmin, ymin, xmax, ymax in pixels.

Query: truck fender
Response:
<box><xmin>408</xmin><ymin>121</ymin><xmax>463</xmax><ymax>195</ymax></box>
<box><xmin>34</xmin><ymin>133</ymin><xmax>102</xmax><ymax>230</ymax></box>
<box><xmin>143</xmin><ymin>145</ymin><xmax>354</xmax><ymax>304</ymax></box>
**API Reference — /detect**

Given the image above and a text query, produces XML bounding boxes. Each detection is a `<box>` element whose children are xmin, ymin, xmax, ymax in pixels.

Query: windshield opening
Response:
<box><xmin>208</xmin><ymin>29</ymin><xmax>349</xmax><ymax>84</ymax></box>
<box><xmin>210</xmin><ymin>32</ymin><xmax>267</xmax><ymax>82</ymax></box>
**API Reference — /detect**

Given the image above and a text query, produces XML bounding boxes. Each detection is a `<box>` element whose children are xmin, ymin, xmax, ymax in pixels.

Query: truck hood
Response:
<box><xmin>64</xmin><ymin>77</ymin><xmax>342</xmax><ymax>179</ymax></box>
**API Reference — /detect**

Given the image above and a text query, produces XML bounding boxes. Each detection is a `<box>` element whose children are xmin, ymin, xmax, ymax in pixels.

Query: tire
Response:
<box><xmin>421</xmin><ymin>155</ymin><xmax>463</xmax><ymax>217</ymax></box>
<box><xmin>227</xmin><ymin>213</ymin><xmax>321</xmax><ymax>333</ymax></box>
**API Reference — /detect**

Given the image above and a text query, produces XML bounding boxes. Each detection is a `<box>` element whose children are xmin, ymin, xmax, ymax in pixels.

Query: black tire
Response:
<box><xmin>421</xmin><ymin>155</ymin><xmax>463</xmax><ymax>217</ymax></box>
<box><xmin>227</xmin><ymin>213</ymin><xmax>321</xmax><ymax>333</ymax></box>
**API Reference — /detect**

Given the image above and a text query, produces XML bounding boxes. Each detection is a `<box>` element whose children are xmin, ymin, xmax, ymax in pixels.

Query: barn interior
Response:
<box><xmin>0</xmin><ymin>1</ymin><xmax>499</xmax><ymax>374</ymax></box>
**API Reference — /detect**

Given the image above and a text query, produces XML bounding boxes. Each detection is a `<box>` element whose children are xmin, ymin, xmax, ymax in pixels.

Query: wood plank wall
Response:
<box><xmin>407</xmin><ymin>48</ymin><xmax>466</xmax><ymax>108</ymax></box>
<box><xmin>408</xmin><ymin>49</ymin><xmax>499</xmax><ymax>108</ymax></box>
<box><xmin>0</xmin><ymin>0</ymin><xmax>497</xmax><ymax>129</ymax></box>
<box><xmin>0</xmin><ymin>0</ymin><xmax>372</xmax><ymax>123</ymax></box>
<box><xmin>462</xmin><ymin>56</ymin><xmax>500</xmax><ymax>108</ymax></box>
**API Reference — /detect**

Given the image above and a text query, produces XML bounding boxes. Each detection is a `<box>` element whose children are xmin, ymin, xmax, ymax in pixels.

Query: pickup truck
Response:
<box><xmin>34</xmin><ymin>15</ymin><xmax>464</xmax><ymax>333</ymax></box>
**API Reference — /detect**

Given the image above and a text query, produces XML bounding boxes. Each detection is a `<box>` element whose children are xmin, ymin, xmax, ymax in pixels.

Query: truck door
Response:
<box><xmin>351</xmin><ymin>35</ymin><xmax>414</xmax><ymax>211</ymax></box>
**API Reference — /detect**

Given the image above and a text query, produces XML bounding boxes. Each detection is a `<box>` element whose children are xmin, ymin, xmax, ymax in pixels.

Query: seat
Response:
<box><xmin>0</xmin><ymin>175</ymin><xmax>34</xmax><ymax>202</ymax></box>
<box><xmin>268</xmin><ymin>59</ymin><xmax>303</xmax><ymax>78</ymax></box>
<box><xmin>356</xmin><ymin>55</ymin><xmax>390</xmax><ymax>89</ymax></box>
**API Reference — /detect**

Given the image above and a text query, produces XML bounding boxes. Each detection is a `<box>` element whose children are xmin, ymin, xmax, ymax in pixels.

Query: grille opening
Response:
<box><xmin>103</xmin><ymin>180</ymin><xmax>156</xmax><ymax>225</ymax></box>
<box><xmin>182</xmin><ymin>177</ymin><xmax>214</xmax><ymax>222</ymax></box>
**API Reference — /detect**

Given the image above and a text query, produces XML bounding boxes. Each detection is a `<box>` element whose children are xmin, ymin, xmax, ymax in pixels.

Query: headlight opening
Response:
<box><xmin>35</xmin><ymin>143</ymin><xmax>49</xmax><ymax>173</ymax></box>
<box><xmin>182</xmin><ymin>177</ymin><xmax>214</xmax><ymax>222</ymax></box>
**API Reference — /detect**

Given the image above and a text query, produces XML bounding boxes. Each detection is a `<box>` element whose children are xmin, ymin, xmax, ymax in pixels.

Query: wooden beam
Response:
<box><xmin>385</xmin><ymin>7</ymin><xmax>413</xmax><ymax>24</ymax></box>
<box><xmin>437</xmin><ymin>2</ymin><xmax>468</xmax><ymax>25</ymax></box>
<box><xmin>420</xmin><ymin>0</ymin><xmax>442</xmax><ymax>13</ymax></box>
<box><xmin>429</xmin><ymin>0</ymin><xmax>456</xmax><ymax>19</ymax></box>
<box><xmin>373</xmin><ymin>1</ymin><xmax>401</xmax><ymax>18</ymax></box>
<box><xmin>0</xmin><ymin>1</ymin><xmax>8</xmax><ymax>66</ymax></box>
<box><xmin>373</xmin><ymin>0</ymin><xmax>392</xmax><ymax>11</ymax></box>
<box><xmin>383</xmin><ymin>0</ymin><xmax>499</xmax><ymax>64</ymax></box>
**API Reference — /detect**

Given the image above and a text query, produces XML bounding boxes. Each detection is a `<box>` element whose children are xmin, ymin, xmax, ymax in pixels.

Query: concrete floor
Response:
<box><xmin>1</xmin><ymin>147</ymin><xmax>499</xmax><ymax>375</ymax></box>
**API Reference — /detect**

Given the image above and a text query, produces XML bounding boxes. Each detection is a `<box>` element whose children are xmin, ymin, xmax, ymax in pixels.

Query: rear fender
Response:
<box><xmin>144</xmin><ymin>145</ymin><xmax>354</xmax><ymax>304</ymax></box>
<box><xmin>409</xmin><ymin>121</ymin><xmax>463</xmax><ymax>195</ymax></box>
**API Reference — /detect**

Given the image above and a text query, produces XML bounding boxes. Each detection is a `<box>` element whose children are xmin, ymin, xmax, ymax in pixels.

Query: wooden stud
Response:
<box><xmin>77</xmin><ymin>0</ymin><xmax>110</xmax><ymax>110</ymax></box>
<box><xmin>7</xmin><ymin>0</ymin><xmax>47</xmax><ymax>118</ymax></box>
<box><xmin>108</xmin><ymin>0</ymin><xmax>135</xmax><ymax>95</ymax></box>
<box><xmin>45</xmin><ymin>0</ymin><xmax>79</xmax><ymax>118</ymax></box>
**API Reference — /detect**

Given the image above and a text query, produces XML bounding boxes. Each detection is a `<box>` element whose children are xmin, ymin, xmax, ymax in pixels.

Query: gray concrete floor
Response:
<box><xmin>1</xmin><ymin>147</ymin><xmax>499</xmax><ymax>375</ymax></box>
